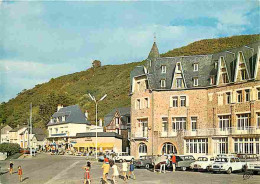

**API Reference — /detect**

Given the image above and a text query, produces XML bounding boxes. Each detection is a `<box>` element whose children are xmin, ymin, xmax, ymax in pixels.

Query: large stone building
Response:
<box><xmin>130</xmin><ymin>40</ymin><xmax>260</xmax><ymax>159</ymax></box>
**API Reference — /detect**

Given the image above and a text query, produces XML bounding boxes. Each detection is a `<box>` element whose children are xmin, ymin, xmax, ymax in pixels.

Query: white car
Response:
<box><xmin>246</xmin><ymin>161</ymin><xmax>260</xmax><ymax>175</ymax></box>
<box><xmin>190</xmin><ymin>156</ymin><xmax>215</xmax><ymax>171</ymax></box>
<box><xmin>114</xmin><ymin>152</ymin><xmax>134</xmax><ymax>162</ymax></box>
<box><xmin>212</xmin><ymin>156</ymin><xmax>246</xmax><ymax>174</ymax></box>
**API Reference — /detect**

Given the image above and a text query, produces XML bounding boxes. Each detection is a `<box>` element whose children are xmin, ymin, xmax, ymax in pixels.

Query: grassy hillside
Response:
<box><xmin>0</xmin><ymin>34</ymin><xmax>259</xmax><ymax>128</ymax></box>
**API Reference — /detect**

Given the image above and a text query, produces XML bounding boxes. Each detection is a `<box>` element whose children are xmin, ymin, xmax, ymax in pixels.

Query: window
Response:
<box><xmin>186</xmin><ymin>139</ymin><xmax>208</xmax><ymax>154</ymax></box>
<box><xmin>139</xmin><ymin>143</ymin><xmax>147</xmax><ymax>153</ymax></box>
<box><xmin>257</xmin><ymin>88</ymin><xmax>260</xmax><ymax>100</ymax></box>
<box><xmin>161</xmin><ymin>65</ymin><xmax>166</xmax><ymax>73</ymax></box>
<box><xmin>193</xmin><ymin>63</ymin><xmax>198</xmax><ymax>71</ymax></box>
<box><xmin>137</xmin><ymin>82</ymin><xmax>140</xmax><ymax>92</ymax></box>
<box><xmin>115</xmin><ymin>117</ymin><xmax>119</xmax><ymax>125</ymax></box>
<box><xmin>191</xmin><ymin>117</ymin><xmax>197</xmax><ymax>131</ymax></box>
<box><xmin>218</xmin><ymin>115</ymin><xmax>230</xmax><ymax>131</ymax></box>
<box><xmin>214</xmin><ymin>61</ymin><xmax>218</xmax><ymax>69</ymax></box>
<box><xmin>226</xmin><ymin>92</ymin><xmax>231</xmax><ymax>104</ymax></box>
<box><xmin>193</xmin><ymin>78</ymin><xmax>198</xmax><ymax>87</ymax></box>
<box><xmin>162</xmin><ymin>142</ymin><xmax>177</xmax><ymax>155</ymax></box>
<box><xmin>222</xmin><ymin>73</ymin><xmax>228</xmax><ymax>83</ymax></box>
<box><xmin>137</xmin><ymin>119</ymin><xmax>148</xmax><ymax>137</ymax></box>
<box><xmin>136</xmin><ymin>99</ymin><xmax>141</xmax><ymax>109</ymax></box>
<box><xmin>237</xmin><ymin>90</ymin><xmax>242</xmax><ymax>102</ymax></box>
<box><xmin>237</xmin><ymin>114</ymin><xmax>250</xmax><ymax>130</ymax></box>
<box><xmin>257</xmin><ymin>113</ymin><xmax>260</xmax><ymax>128</ymax></box>
<box><xmin>144</xmin><ymin>98</ymin><xmax>149</xmax><ymax>108</ymax></box>
<box><xmin>245</xmin><ymin>89</ymin><xmax>250</xmax><ymax>102</ymax></box>
<box><xmin>214</xmin><ymin>138</ymin><xmax>228</xmax><ymax>154</ymax></box>
<box><xmin>49</xmin><ymin>128</ymin><xmax>52</xmax><ymax>135</ymax></box>
<box><xmin>180</xmin><ymin>96</ymin><xmax>186</xmax><ymax>107</ymax></box>
<box><xmin>210</xmin><ymin>76</ymin><xmax>215</xmax><ymax>85</ymax></box>
<box><xmin>241</xmin><ymin>69</ymin><xmax>247</xmax><ymax>80</ymax></box>
<box><xmin>234</xmin><ymin>138</ymin><xmax>260</xmax><ymax>154</ymax></box>
<box><xmin>172</xmin><ymin>96</ymin><xmax>178</xmax><ymax>107</ymax></box>
<box><xmin>161</xmin><ymin>80</ymin><xmax>166</xmax><ymax>88</ymax></box>
<box><xmin>177</xmin><ymin>63</ymin><xmax>181</xmax><ymax>71</ymax></box>
<box><xmin>172</xmin><ymin>117</ymin><xmax>186</xmax><ymax>131</ymax></box>
<box><xmin>176</xmin><ymin>78</ymin><xmax>182</xmax><ymax>88</ymax></box>
<box><xmin>162</xmin><ymin>117</ymin><xmax>168</xmax><ymax>132</ymax></box>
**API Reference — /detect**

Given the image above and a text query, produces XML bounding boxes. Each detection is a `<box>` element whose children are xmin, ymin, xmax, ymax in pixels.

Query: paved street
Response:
<box><xmin>0</xmin><ymin>153</ymin><xmax>259</xmax><ymax>184</ymax></box>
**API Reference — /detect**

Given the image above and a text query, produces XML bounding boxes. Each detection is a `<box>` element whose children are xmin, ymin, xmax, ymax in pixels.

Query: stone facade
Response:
<box><xmin>130</xmin><ymin>41</ymin><xmax>260</xmax><ymax>159</ymax></box>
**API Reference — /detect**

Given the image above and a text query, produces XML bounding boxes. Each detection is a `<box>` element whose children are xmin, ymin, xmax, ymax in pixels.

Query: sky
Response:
<box><xmin>0</xmin><ymin>0</ymin><xmax>259</xmax><ymax>102</ymax></box>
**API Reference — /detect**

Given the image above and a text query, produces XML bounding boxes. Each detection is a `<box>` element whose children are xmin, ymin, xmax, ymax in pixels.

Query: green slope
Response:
<box><xmin>0</xmin><ymin>34</ymin><xmax>259</xmax><ymax>128</ymax></box>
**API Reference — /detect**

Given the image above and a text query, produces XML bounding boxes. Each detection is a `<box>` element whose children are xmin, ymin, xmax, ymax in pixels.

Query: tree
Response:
<box><xmin>0</xmin><ymin>143</ymin><xmax>20</xmax><ymax>157</ymax></box>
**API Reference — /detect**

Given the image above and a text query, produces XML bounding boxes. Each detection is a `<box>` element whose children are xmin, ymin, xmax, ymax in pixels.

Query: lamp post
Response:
<box><xmin>88</xmin><ymin>93</ymin><xmax>107</xmax><ymax>159</ymax></box>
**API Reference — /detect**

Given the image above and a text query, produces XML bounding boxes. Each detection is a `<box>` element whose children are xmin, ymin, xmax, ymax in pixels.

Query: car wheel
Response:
<box><xmin>182</xmin><ymin>167</ymin><xmax>187</xmax><ymax>171</ymax></box>
<box><xmin>227</xmin><ymin>167</ymin><xmax>232</xmax><ymax>174</ymax></box>
<box><xmin>206</xmin><ymin>166</ymin><xmax>211</xmax><ymax>172</ymax></box>
<box><xmin>253</xmin><ymin>171</ymin><xmax>258</xmax><ymax>175</ymax></box>
<box><xmin>212</xmin><ymin>171</ymin><xmax>217</xmax><ymax>174</ymax></box>
<box><xmin>119</xmin><ymin>159</ymin><xmax>123</xmax><ymax>163</ymax></box>
<box><xmin>145</xmin><ymin>164</ymin><xmax>150</xmax><ymax>169</ymax></box>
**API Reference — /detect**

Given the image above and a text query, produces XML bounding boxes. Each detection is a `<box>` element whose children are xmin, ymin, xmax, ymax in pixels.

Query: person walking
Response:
<box><xmin>172</xmin><ymin>155</ymin><xmax>176</xmax><ymax>172</ymax></box>
<box><xmin>102</xmin><ymin>162</ymin><xmax>110</xmax><ymax>184</ymax></box>
<box><xmin>159</xmin><ymin>161</ymin><xmax>166</xmax><ymax>173</ymax></box>
<box><xmin>83</xmin><ymin>161</ymin><xmax>91</xmax><ymax>184</ymax></box>
<box><xmin>128</xmin><ymin>161</ymin><xmax>136</xmax><ymax>180</ymax></box>
<box><xmin>111</xmin><ymin>161</ymin><xmax>119</xmax><ymax>184</ymax></box>
<box><xmin>122</xmin><ymin>160</ymin><xmax>128</xmax><ymax>181</ymax></box>
<box><xmin>17</xmin><ymin>166</ymin><xmax>23</xmax><ymax>182</ymax></box>
<box><xmin>9</xmin><ymin>161</ymin><xmax>13</xmax><ymax>175</ymax></box>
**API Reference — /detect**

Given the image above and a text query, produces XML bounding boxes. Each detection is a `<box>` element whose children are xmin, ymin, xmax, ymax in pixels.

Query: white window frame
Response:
<box><xmin>193</xmin><ymin>63</ymin><xmax>198</xmax><ymax>71</ymax></box>
<box><xmin>161</xmin><ymin>65</ymin><xmax>166</xmax><ymax>73</ymax></box>
<box><xmin>191</xmin><ymin>117</ymin><xmax>197</xmax><ymax>131</ymax></box>
<box><xmin>226</xmin><ymin>92</ymin><xmax>231</xmax><ymax>104</ymax></box>
<box><xmin>186</xmin><ymin>139</ymin><xmax>208</xmax><ymax>154</ymax></box>
<box><xmin>172</xmin><ymin>117</ymin><xmax>186</xmax><ymax>131</ymax></box>
<box><xmin>162</xmin><ymin>117</ymin><xmax>168</xmax><ymax>132</ymax></box>
<box><xmin>139</xmin><ymin>143</ymin><xmax>147</xmax><ymax>153</ymax></box>
<box><xmin>193</xmin><ymin>78</ymin><xmax>198</xmax><ymax>87</ymax></box>
<box><xmin>237</xmin><ymin>90</ymin><xmax>242</xmax><ymax>103</ymax></box>
<box><xmin>257</xmin><ymin>113</ymin><xmax>260</xmax><ymax>128</ymax></box>
<box><xmin>245</xmin><ymin>89</ymin><xmax>250</xmax><ymax>102</ymax></box>
<box><xmin>136</xmin><ymin>99</ymin><xmax>141</xmax><ymax>110</ymax></box>
<box><xmin>241</xmin><ymin>69</ymin><xmax>247</xmax><ymax>80</ymax></box>
<box><xmin>218</xmin><ymin>115</ymin><xmax>231</xmax><ymax>131</ymax></box>
<box><xmin>172</xmin><ymin>96</ymin><xmax>178</xmax><ymax>107</ymax></box>
<box><xmin>176</xmin><ymin>78</ymin><xmax>182</xmax><ymax>88</ymax></box>
<box><xmin>210</xmin><ymin>76</ymin><xmax>215</xmax><ymax>85</ymax></box>
<box><xmin>222</xmin><ymin>73</ymin><xmax>228</xmax><ymax>83</ymax></box>
<box><xmin>180</xmin><ymin>96</ymin><xmax>186</xmax><ymax>107</ymax></box>
<box><xmin>161</xmin><ymin>79</ymin><xmax>166</xmax><ymax>88</ymax></box>
<box><xmin>144</xmin><ymin>97</ymin><xmax>149</xmax><ymax>108</ymax></box>
<box><xmin>237</xmin><ymin>114</ymin><xmax>250</xmax><ymax>130</ymax></box>
<box><xmin>257</xmin><ymin>88</ymin><xmax>260</xmax><ymax>100</ymax></box>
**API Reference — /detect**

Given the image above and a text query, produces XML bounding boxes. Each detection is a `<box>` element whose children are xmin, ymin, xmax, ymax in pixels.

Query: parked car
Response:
<box><xmin>175</xmin><ymin>155</ymin><xmax>195</xmax><ymax>171</ymax></box>
<box><xmin>236</xmin><ymin>154</ymin><xmax>259</xmax><ymax>162</ymax></box>
<box><xmin>114</xmin><ymin>152</ymin><xmax>134</xmax><ymax>162</ymax></box>
<box><xmin>190</xmin><ymin>156</ymin><xmax>215</xmax><ymax>171</ymax></box>
<box><xmin>75</xmin><ymin>152</ymin><xmax>82</xmax><ymax>156</ymax></box>
<box><xmin>212</xmin><ymin>156</ymin><xmax>246</xmax><ymax>174</ymax></box>
<box><xmin>246</xmin><ymin>161</ymin><xmax>260</xmax><ymax>175</ymax></box>
<box><xmin>135</xmin><ymin>155</ymin><xmax>154</xmax><ymax>169</ymax></box>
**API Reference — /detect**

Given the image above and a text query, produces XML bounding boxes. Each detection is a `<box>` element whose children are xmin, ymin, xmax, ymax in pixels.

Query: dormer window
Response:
<box><xmin>241</xmin><ymin>69</ymin><xmax>247</xmax><ymax>80</ymax></box>
<box><xmin>214</xmin><ymin>61</ymin><xmax>218</xmax><ymax>69</ymax></box>
<box><xmin>176</xmin><ymin>78</ymin><xmax>182</xmax><ymax>88</ymax></box>
<box><xmin>193</xmin><ymin>63</ymin><xmax>198</xmax><ymax>71</ymax></box>
<box><xmin>161</xmin><ymin>79</ymin><xmax>166</xmax><ymax>88</ymax></box>
<box><xmin>161</xmin><ymin>65</ymin><xmax>166</xmax><ymax>73</ymax></box>
<box><xmin>222</xmin><ymin>73</ymin><xmax>228</xmax><ymax>83</ymax></box>
<box><xmin>210</xmin><ymin>76</ymin><xmax>215</xmax><ymax>85</ymax></box>
<box><xmin>177</xmin><ymin>63</ymin><xmax>181</xmax><ymax>71</ymax></box>
<box><xmin>193</xmin><ymin>77</ymin><xmax>198</xmax><ymax>87</ymax></box>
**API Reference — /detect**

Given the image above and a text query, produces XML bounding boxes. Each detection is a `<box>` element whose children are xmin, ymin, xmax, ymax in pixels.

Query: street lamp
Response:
<box><xmin>88</xmin><ymin>93</ymin><xmax>107</xmax><ymax>159</ymax></box>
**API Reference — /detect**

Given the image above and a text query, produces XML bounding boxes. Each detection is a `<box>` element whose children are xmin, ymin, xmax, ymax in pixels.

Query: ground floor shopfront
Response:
<box><xmin>131</xmin><ymin>132</ymin><xmax>260</xmax><ymax>159</ymax></box>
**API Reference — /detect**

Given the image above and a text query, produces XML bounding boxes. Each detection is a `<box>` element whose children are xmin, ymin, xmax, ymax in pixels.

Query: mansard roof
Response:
<box><xmin>47</xmin><ymin>104</ymin><xmax>90</xmax><ymax>126</ymax></box>
<box><xmin>131</xmin><ymin>41</ymin><xmax>260</xmax><ymax>90</ymax></box>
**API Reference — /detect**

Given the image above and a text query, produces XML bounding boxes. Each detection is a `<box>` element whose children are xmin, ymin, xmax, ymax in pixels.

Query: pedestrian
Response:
<box><xmin>104</xmin><ymin>155</ymin><xmax>109</xmax><ymax>164</ymax></box>
<box><xmin>17</xmin><ymin>166</ymin><xmax>23</xmax><ymax>182</ymax></box>
<box><xmin>111</xmin><ymin>161</ymin><xmax>119</xmax><ymax>184</ymax></box>
<box><xmin>83</xmin><ymin>161</ymin><xmax>91</xmax><ymax>184</ymax></box>
<box><xmin>128</xmin><ymin>160</ymin><xmax>136</xmax><ymax>180</ymax></box>
<box><xmin>159</xmin><ymin>160</ymin><xmax>166</xmax><ymax>173</ymax></box>
<box><xmin>171</xmin><ymin>154</ymin><xmax>176</xmax><ymax>172</ymax></box>
<box><xmin>122</xmin><ymin>159</ymin><xmax>128</xmax><ymax>181</ymax></box>
<box><xmin>9</xmin><ymin>161</ymin><xmax>13</xmax><ymax>175</ymax></box>
<box><xmin>101</xmin><ymin>161</ymin><xmax>110</xmax><ymax>183</ymax></box>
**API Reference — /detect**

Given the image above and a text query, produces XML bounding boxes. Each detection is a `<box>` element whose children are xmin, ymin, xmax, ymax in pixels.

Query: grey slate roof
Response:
<box><xmin>47</xmin><ymin>105</ymin><xmax>90</xmax><ymax>126</ymax></box>
<box><xmin>148</xmin><ymin>42</ymin><xmax>160</xmax><ymax>59</ymax></box>
<box><xmin>104</xmin><ymin>107</ymin><xmax>130</xmax><ymax>127</ymax></box>
<box><xmin>34</xmin><ymin>134</ymin><xmax>46</xmax><ymax>141</ymax></box>
<box><xmin>76</xmin><ymin>132</ymin><xmax>122</xmax><ymax>139</ymax></box>
<box><xmin>9</xmin><ymin>125</ymin><xmax>27</xmax><ymax>132</ymax></box>
<box><xmin>131</xmin><ymin>41</ymin><xmax>260</xmax><ymax>90</ymax></box>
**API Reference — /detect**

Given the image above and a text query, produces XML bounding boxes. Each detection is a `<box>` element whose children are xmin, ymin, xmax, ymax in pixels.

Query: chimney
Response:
<box><xmin>85</xmin><ymin>110</ymin><xmax>88</xmax><ymax>120</ymax></box>
<box><xmin>99</xmin><ymin>119</ymin><xmax>103</xmax><ymax>127</ymax></box>
<box><xmin>57</xmin><ymin>104</ymin><xmax>63</xmax><ymax>112</ymax></box>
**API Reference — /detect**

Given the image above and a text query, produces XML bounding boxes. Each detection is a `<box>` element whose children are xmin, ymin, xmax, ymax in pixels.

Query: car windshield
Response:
<box><xmin>215</xmin><ymin>158</ymin><xmax>228</xmax><ymax>162</ymax></box>
<box><xmin>197</xmin><ymin>157</ymin><xmax>208</xmax><ymax>161</ymax></box>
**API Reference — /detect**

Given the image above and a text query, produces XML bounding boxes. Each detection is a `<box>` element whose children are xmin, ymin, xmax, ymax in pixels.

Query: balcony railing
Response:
<box><xmin>131</xmin><ymin>131</ymin><xmax>148</xmax><ymax>139</ymax></box>
<box><xmin>160</xmin><ymin>131</ymin><xmax>178</xmax><ymax>137</ymax></box>
<box><xmin>50</xmin><ymin>133</ymin><xmax>68</xmax><ymax>137</ymax></box>
<box><xmin>184</xmin><ymin>126</ymin><xmax>260</xmax><ymax>137</ymax></box>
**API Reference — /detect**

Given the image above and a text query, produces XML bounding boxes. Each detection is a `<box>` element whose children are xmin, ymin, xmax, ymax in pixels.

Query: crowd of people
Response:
<box><xmin>83</xmin><ymin>155</ymin><xmax>136</xmax><ymax>184</ymax></box>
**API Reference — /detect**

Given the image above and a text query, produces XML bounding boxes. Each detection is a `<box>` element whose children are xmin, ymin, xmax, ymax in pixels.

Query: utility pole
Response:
<box><xmin>29</xmin><ymin>103</ymin><xmax>32</xmax><ymax>156</ymax></box>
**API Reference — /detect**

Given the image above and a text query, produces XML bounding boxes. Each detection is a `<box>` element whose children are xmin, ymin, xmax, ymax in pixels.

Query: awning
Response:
<box><xmin>73</xmin><ymin>143</ymin><xmax>114</xmax><ymax>148</ymax></box>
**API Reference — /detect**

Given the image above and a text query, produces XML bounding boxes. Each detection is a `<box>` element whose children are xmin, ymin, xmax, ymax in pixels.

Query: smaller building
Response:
<box><xmin>0</xmin><ymin>125</ymin><xmax>12</xmax><ymax>143</ymax></box>
<box><xmin>9</xmin><ymin>125</ymin><xmax>27</xmax><ymax>146</ymax></box>
<box><xmin>74</xmin><ymin>132</ymin><xmax>122</xmax><ymax>153</ymax></box>
<box><xmin>19</xmin><ymin>128</ymin><xmax>46</xmax><ymax>150</ymax></box>
<box><xmin>104</xmin><ymin>107</ymin><xmax>131</xmax><ymax>153</ymax></box>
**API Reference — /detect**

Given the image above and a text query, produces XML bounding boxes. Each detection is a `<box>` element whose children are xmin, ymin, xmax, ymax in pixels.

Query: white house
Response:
<box><xmin>0</xmin><ymin>125</ymin><xmax>12</xmax><ymax>143</ymax></box>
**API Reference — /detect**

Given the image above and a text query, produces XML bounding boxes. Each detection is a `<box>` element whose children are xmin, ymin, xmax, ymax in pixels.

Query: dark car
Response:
<box><xmin>135</xmin><ymin>155</ymin><xmax>154</xmax><ymax>169</ymax></box>
<box><xmin>175</xmin><ymin>155</ymin><xmax>195</xmax><ymax>171</ymax></box>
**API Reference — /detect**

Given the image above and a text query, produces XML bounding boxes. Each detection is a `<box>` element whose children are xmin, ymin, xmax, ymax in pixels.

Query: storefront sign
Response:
<box><xmin>85</xmin><ymin>137</ymin><xmax>93</xmax><ymax>141</ymax></box>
